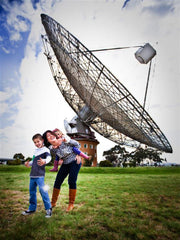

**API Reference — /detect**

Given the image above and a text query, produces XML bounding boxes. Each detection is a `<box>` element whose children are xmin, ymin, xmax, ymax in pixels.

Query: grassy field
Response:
<box><xmin>0</xmin><ymin>165</ymin><xmax>180</xmax><ymax>240</ymax></box>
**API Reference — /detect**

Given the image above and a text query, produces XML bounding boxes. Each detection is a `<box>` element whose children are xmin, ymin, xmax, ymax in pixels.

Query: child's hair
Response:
<box><xmin>32</xmin><ymin>133</ymin><xmax>43</xmax><ymax>141</ymax></box>
<box><xmin>52</xmin><ymin>128</ymin><xmax>63</xmax><ymax>139</ymax></box>
<box><xmin>52</xmin><ymin>128</ymin><xmax>63</xmax><ymax>134</ymax></box>
<box><xmin>53</xmin><ymin>128</ymin><xmax>59</xmax><ymax>132</ymax></box>
<box><xmin>42</xmin><ymin>130</ymin><xmax>57</xmax><ymax>147</ymax></box>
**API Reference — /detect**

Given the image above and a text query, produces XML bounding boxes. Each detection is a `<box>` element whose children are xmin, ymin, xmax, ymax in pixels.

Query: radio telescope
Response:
<box><xmin>41</xmin><ymin>14</ymin><xmax>172</xmax><ymax>153</ymax></box>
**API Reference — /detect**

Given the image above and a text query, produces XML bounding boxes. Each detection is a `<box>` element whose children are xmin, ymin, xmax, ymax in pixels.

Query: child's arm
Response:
<box><xmin>55</xmin><ymin>154</ymin><xmax>63</xmax><ymax>165</ymax></box>
<box><xmin>25</xmin><ymin>161</ymin><xmax>30</xmax><ymax>167</ymax></box>
<box><xmin>64</xmin><ymin>136</ymin><xmax>80</xmax><ymax>149</ymax></box>
<box><xmin>37</xmin><ymin>158</ymin><xmax>46</xmax><ymax>166</ymax></box>
<box><xmin>37</xmin><ymin>152</ymin><xmax>51</xmax><ymax>166</ymax></box>
<box><xmin>73</xmin><ymin>147</ymin><xmax>89</xmax><ymax>159</ymax></box>
<box><xmin>25</xmin><ymin>155</ymin><xmax>34</xmax><ymax>167</ymax></box>
<box><xmin>55</xmin><ymin>155</ymin><xmax>59</xmax><ymax>161</ymax></box>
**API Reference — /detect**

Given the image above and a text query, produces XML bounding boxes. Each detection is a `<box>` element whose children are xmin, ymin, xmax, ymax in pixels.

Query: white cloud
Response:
<box><xmin>9</xmin><ymin>31</ymin><xmax>22</xmax><ymax>42</ymax></box>
<box><xmin>0</xmin><ymin>102</ymin><xmax>9</xmax><ymax>115</ymax></box>
<box><xmin>0</xmin><ymin>90</ymin><xmax>11</xmax><ymax>101</ymax></box>
<box><xmin>1</xmin><ymin>46</ymin><xmax>10</xmax><ymax>54</ymax></box>
<box><xmin>1</xmin><ymin>0</ymin><xmax>33</xmax><ymax>43</ymax></box>
<box><xmin>0</xmin><ymin>89</ymin><xmax>20</xmax><ymax>127</ymax></box>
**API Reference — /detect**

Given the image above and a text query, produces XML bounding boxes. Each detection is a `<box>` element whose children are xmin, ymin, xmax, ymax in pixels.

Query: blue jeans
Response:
<box><xmin>54</xmin><ymin>160</ymin><xmax>81</xmax><ymax>190</ymax></box>
<box><xmin>29</xmin><ymin>177</ymin><xmax>51</xmax><ymax>211</ymax></box>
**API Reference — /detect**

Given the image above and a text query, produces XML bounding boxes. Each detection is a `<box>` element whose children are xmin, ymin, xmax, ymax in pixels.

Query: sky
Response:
<box><xmin>0</xmin><ymin>0</ymin><xmax>179</xmax><ymax>164</ymax></box>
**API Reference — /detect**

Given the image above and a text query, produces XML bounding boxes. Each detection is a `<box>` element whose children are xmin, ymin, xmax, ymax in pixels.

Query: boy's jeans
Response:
<box><xmin>29</xmin><ymin>177</ymin><xmax>51</xmax><ymax>211</ymax></box>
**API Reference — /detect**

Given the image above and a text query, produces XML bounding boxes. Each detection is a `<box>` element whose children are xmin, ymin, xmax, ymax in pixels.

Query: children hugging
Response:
<box><xmin>22</xmin><ymin>128</ymin><xmax>90</xmax><ymax>217</ymax></box>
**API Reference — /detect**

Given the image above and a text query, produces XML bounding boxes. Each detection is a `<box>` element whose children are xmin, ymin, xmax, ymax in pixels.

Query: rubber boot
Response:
<box><xmin>66</xmin><ymin>189</ymin><xmax>77</xmax><ymax>212</ymax></box>
<box><xmin>51</xmin><ymin>188</ymin><xmax>60</xmax><ymax>208</ymax></box>
<box><xmin>50</xmin><ymin>160</ymin><xmax>58</xmax><ymax>172</ymax></box>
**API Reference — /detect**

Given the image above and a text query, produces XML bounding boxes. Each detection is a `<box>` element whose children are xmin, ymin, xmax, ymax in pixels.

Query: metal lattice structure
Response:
<box><xmin>41</xmin><ymin>14</ymin><xmax>172</xmax><ymax>153</ymax></box>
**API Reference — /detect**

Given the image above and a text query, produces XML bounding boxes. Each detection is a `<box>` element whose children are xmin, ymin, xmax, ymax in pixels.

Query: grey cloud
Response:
<box><xmin>142</xmin><ymin>2</ymin><xmax>175</xmax><ymax>16</ymax></box>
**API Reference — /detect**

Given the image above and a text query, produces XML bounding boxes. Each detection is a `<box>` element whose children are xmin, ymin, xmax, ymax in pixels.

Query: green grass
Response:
<box><xmin>0</xmin><ymin>165</ymin><xmax>180</xmax><ymax>240</ymax></box>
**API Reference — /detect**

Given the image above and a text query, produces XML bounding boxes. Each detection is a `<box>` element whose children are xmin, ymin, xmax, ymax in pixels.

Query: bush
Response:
<box><xmin>7</xmin><ymin>159</ymin><xmax>22</xmax><ymax>165</ymax></box>
<box><xmin>99</xmin><ymin>160</ymin><xmax>113</xmax><ymax>167</ymax></box>
<box><xmin>83</xmin><ymin>156</ymin><xmax>93</xmax><ymax>167</ymax></box>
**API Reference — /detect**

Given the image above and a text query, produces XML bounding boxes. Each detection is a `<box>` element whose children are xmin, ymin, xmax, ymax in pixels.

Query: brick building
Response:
<box><xmin>73</xmin><ymin>137</ymin><xmax>99</xmax><ymax>166</ymax></box>
<box><xmin>65</xmin><ymin>116</ymin><xmax>99</xmax><ymax>166</ymax></box>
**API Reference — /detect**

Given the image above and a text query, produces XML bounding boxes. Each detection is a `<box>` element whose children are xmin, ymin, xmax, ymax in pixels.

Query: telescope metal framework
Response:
<box><xmin>41</xmin><ymin>14</ymin><xmax>172</xmax><ymax>153</ymax></box>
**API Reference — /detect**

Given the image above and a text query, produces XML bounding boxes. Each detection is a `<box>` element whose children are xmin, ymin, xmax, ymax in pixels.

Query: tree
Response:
<box><xmin>99</xmin><ymin>160</ymin><xmax>113</xmax><ymax>167</ymax></box>
<box><xmin>105</xmin><ymin>154</ymin><xmax>118</xmax><ymax>163</ymax></box>
<box><xmin>103</xmin><ymin>145</ymin><xmax>128</xmax><ymax>167</ymax></box>
<box><xmin>129</xmin><ymin>147</ymin><xmax>165</xmax><ymax>166</ymax></box>
<box><xmin>7</xmin><ymin>153</ymin><xmax>25</xmax><ymax>165</ymax></box>
<box><xmin>103</xmin><ymin>145</ymin><xmax>128</xmax><ymax>155</ymax></box>
<box><xmin>102</xmin><ymin>145</ymin><xmax>166</xmax><ymax>167</ymax></box>
<box><xmin>13</xmin><ymin>153</ymin><xmax>25</xmax><ymax>161</ymax></box>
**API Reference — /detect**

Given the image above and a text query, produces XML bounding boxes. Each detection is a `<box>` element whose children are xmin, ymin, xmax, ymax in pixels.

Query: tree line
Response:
<box><xmin>99</xmin><ymin>145</ymin><xmax>166</xmax><ymax>167</ymax></box>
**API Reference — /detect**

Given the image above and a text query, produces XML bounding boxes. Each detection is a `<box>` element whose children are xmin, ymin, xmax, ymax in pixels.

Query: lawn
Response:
<box><xmin>0</xmin><ymin>165</ymin><xmax>180</xmax><ymax>240</ymax></box>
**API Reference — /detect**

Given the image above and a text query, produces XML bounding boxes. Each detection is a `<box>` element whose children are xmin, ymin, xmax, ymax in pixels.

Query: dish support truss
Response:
<box><xmin>41</xmin><ymin>14</ymin><xmax>172</xmax><ymax>153</ymax></box>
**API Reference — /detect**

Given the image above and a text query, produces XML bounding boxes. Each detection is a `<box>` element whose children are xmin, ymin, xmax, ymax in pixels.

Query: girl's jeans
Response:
<box><xmin>54</xmin><ymin>160</ymin><xmax>81</xmax><ymax>189</ymax></box>
<box><xmin>29</xmin><ymin>177</ymin><xmax>51</xmax><ymax>211</ymax></box>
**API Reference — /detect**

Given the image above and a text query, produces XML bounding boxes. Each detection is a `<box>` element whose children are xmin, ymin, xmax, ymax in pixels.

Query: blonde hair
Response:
<box><xmin>52</xmin><ymin>128</ymin><xmax>63</xmax><ymax>135</ymax></box>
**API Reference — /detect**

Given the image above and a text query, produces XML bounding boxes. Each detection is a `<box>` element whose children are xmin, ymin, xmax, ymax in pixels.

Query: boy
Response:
<box><xmin>22</xmin><ymin>134</ymin><xmax>52</xmax><ymax>218</ymax></box>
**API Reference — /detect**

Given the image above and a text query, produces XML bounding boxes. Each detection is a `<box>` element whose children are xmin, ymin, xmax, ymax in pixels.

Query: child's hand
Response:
<box><xmin>61</xmin><ymin>134</ymin><xmax>65</xmax><ymax>142</ymax></box>
<box><xmin>25</xmin><ymin>161</ymin><xmax>30</xmax><ymax>168</ymax></box>
<box><xmin>58</xmin><ymin>159</ymin><xmax>63</xmax><ymax>165</ymax></box>
<box><xmin>76</xmin><ymin>155</ymin><xmax>81</xmax><ymax>165</ymax></box>
<box><xmin>63</xmin><ymin>135</ymin><xmax>70</xmax><ymax>143</ymax></box>
<box><xmin>37</xmin><ymin>158</ymin><xmax>46</xmax><ymax>166</ymax></box>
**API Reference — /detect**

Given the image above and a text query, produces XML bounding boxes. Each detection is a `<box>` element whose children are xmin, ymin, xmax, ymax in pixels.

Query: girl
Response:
<box><xmin>43</xmin><ymin>130</ymin><xmax>82</xmax><ymax>212</ymax></box>
<box><xmin>49</xmin><ymin>128</ymin><xmax>90</xmax><ymax>172</ymax></box>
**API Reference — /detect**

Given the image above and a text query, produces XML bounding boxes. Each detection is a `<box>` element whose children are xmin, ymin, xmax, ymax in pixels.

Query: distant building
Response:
<box><xmin>72</xmin><ymin>136</ymin><xmax>99</xmax><ymax>166</ymax></box>
<box><xmin>64</xmin><ymin>116</ymin><xmax>99</xmax><ymax>166</ymax></box>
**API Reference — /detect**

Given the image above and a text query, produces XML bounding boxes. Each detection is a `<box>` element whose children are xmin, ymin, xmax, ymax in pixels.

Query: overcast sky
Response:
<box><xmin>0</xmin><ymin>0</ymin><xmax>179</xmax><ymax>164</ymax></box>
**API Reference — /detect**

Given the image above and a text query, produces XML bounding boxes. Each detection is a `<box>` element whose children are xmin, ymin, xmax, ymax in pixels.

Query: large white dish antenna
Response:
<box><xmin>41</xmin><ymin>14</ymin><xmax>172</xmax><ymax>153</ymax></box>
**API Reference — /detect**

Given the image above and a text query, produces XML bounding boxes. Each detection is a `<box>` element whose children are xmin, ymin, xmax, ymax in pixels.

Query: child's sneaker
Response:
<box><xmin>22</xmin><ymin>210</ymin><xmax>35</xmax><ymax>216</ymax></box>
<box><xmin>45</xmin><ymin>208</ymin><xmax>52</xmax><ymax>218</ymax></box>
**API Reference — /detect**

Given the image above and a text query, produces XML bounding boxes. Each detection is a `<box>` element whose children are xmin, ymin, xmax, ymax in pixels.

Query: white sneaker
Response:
<box><xmin>22</xmin><ymin>210</ymin><xmax>35</xmax><ymax>216</ymax></box>
<box><xmin>45</xmin><ymin>208</ymin><xmax>52</xmax><ymax>218</ymax></box>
